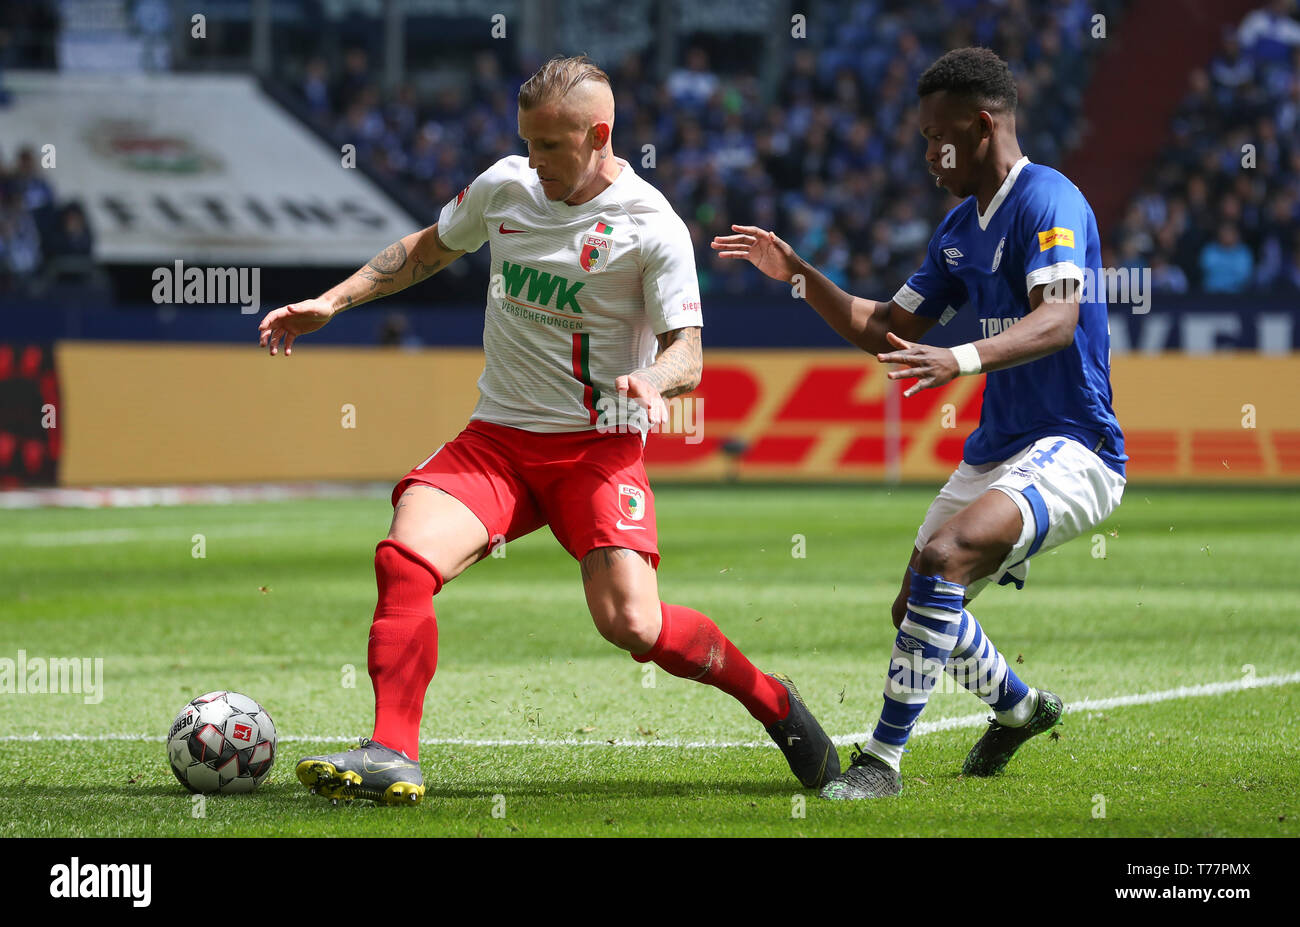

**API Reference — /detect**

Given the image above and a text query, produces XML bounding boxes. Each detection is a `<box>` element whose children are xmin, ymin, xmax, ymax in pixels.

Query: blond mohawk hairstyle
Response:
<box><xmin>517</xmin><ymin>54</ymin><xmax>611</xmax><ymax>110</ymax></box>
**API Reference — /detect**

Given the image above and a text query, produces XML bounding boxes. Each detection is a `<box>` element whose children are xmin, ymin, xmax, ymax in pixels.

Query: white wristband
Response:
<box><xmin>951</xmin><ymin>343</ymin><xmax>982</xmax><ymax>376</ymax></box>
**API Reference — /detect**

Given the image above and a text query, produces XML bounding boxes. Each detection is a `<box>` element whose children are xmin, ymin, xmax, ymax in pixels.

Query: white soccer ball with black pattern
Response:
<box><xmin>167</xmin><ymin>691</ymin><xmax>276</xmax><ymax>794</ymax></box>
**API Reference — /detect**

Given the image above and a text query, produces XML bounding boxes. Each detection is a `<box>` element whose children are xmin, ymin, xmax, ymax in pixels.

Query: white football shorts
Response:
<box><xmin>913</xmin><ymin>435</ymin><xmax>1126</xmax><ymax>599</ymax></box>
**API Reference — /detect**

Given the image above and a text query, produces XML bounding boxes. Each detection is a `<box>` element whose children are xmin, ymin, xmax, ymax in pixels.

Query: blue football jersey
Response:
<box><xmin>893</xmin><ymin>157</ymin><xmax>1127</xmax><ymax>476</ymax></box>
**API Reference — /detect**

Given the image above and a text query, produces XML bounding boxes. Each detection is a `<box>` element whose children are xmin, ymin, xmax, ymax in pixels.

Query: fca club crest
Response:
<box><xmin>618</xmin><ymin>484</ymin><xmax>645</xmax><ymax>521</ymax></box>
<box><xmin>580</xmin><ymin>221</ymin><xmax>613</xmax><ymax>272</ymax></box>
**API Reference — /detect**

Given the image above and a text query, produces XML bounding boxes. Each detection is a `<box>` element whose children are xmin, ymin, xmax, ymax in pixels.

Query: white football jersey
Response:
<box><xmin>436</xmin><ymin>155</ymin><xmax>703</xmax><ymax>432</ymax></box>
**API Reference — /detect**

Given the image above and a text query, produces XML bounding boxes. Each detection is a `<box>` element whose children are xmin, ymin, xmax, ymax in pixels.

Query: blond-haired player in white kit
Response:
<box><xmin>257</xmin><ymin>56</ymin><xmax>838</xmax><ymax>805</ymax></box>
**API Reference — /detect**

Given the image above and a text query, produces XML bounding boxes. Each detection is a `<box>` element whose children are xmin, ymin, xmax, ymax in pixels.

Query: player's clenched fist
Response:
<box><xmin>710</xmin><ymin>224</ymin><xmax>801</xmax><ymax>283</ymax></box>
<box><xmin>615</xmin><ymin>372</ymin><xmax>668</xmax><ymax>426</ymax></box>
<box><xmin>258</xmin><ymin>298</ymin><xmax>336</xmax><ymax>356</ymax></box>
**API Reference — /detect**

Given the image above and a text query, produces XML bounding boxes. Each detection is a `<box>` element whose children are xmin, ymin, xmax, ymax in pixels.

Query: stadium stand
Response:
<box><xmin>1111</xmin><ymin>4</ymin><xmax>1300</xmax><ymax>295</ymax></box>
<box><xmin>0</xmin><ymin>0</ymin><xmax>1294</xmax><ymax>316</ymax></box>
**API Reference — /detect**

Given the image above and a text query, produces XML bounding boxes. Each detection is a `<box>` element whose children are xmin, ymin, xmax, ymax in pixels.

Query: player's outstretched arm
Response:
<box><xmin>878</xmin><ymin>281</ymin><xmax>1079</xmax><ymax>397</ymax></box>
<box><xmin>710</xmin><ymin>224</ymin><xmax>931</xmax><ymax>353</ymax></box>
<box><xmin>258</xmin><ymin>224</ymin><xmax>465</xmax><ymax>356</ymax></box>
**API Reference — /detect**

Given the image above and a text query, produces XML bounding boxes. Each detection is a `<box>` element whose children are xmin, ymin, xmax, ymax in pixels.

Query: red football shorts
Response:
<box><xmin>392</xmin><ymin>421</ymin><xmax>660</xmax><ymax>567</ymax></box>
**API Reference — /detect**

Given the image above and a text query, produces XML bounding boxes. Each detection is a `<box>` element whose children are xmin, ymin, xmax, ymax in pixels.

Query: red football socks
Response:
<box><xmin>634</xmin><ymin>602</ymin><xmax>789</xmax><ymax>725</ymax></box>
<box><xmin>368</xmin><ymin>539</ymin><xmax>443</xmax><ymax>760</ymax></box>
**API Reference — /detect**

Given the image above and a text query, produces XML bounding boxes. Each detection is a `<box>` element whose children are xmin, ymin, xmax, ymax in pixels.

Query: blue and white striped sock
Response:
<box><xmin>864</xmin><ymin>570</ymin><xmax>963</xmax><ymax>769</ymax></box>
<box><xmin>946</xmin><ymin>608</ymin><xmax>1036</xmax><ymax>726</ymax></box>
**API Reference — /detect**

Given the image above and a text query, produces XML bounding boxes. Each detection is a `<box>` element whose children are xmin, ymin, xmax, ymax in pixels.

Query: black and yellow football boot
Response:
<box><xmin>296</xmin><ymin>738</ymin><xmax>425</xmax><ymax>805</ymax></box>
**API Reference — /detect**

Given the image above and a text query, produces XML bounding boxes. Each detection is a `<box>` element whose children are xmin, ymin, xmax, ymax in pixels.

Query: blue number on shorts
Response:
<box><xmin>1030</xmin><ymin>439</ymin><xmax>1066</xmax><ymax>469</ymax></box>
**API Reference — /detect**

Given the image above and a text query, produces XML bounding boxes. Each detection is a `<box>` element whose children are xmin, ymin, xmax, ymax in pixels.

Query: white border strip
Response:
<box><xmin>2</xmin><ymin>671</ymin><xmax>1295</xmax><ymax>749</ymax></box>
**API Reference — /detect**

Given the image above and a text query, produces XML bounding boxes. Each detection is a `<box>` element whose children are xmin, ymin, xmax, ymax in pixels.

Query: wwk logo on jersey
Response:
<box><xmin>618</xmin><ymin>484</ymin><xmax>646</xmax><ymax>521</ymax></box>
<box><xmin>499</xmin><ymin>261</ymin><xmax>585</xmax><ymax>312</ymax></box>
<box><xmin>580</xmin><ymin>220</ymin><xmax>614</xmax><ymax>273</ymax></box>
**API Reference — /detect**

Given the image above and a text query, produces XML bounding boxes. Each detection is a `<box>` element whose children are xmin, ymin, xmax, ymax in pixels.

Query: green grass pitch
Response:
<box><xmin>1</xmin><ymin>485</ymin><xmax>1297</xmax><ymax>837</ymax></box>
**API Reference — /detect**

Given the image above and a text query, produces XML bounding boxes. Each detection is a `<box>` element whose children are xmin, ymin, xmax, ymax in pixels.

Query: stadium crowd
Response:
<box><xmin>299</xmin><ymin>0</ymin><xmax>1120</xmax><ymax>297</ymax></box>
<box><xmin>294</xmin><ymin>0</ymin><xmax>1300</xmax><ymax>299</ymax></box>
<box><xmin>1115</xmin><ymin>0</ymin><xmax>1300</xmax><ymax>295</ymax></box>
<box><xmin>0</xmin><ymin>146</ymin><xmax>94</xmax><ymax>293</ymax></box>
<box><xmin>3</xmin><ymin>0</ymin><xmax>1298</xmax><ymax>299</ymax></box>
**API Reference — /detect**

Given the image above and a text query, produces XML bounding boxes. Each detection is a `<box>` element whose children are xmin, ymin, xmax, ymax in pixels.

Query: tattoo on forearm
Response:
<box><xmin>411</xmin><ymin>256</ymin><xmax>443</xmax><ymax>283</ymax></box>
<box><xmin>354</xmin><ymin>267</ymin><xmax>394</xmax><ymax>299</ymax></box>
<box><xmin>635</xmin><ymin>328</ymin><xmax>702</xmax><ymax>399</ymax></box>
<box><xmin>368</xmin><ymin>241</ymin><xmax>408</xmax><ymax>275</ymax></box>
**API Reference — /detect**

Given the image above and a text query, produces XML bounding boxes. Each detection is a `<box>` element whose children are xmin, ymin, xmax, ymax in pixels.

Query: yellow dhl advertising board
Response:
<box><xmin>53</xmin><ymin>342</ymin><xmax>1300</xmax><ymax>485</ymax></box>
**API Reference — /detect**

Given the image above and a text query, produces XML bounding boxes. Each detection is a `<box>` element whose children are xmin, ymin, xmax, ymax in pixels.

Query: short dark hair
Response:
<box><xmin>917</xmin><ymin>47</ymin><xmax>1018</xmax><ymax>112</ymax></box>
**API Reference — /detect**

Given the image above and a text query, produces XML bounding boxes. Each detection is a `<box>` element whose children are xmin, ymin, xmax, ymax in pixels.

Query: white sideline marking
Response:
<box><xmin>0</xmin><ymin>482</ymin><xmax>389</xmax><ymax>510</ymax></box>
<box><xmin>3</xmin><ymin>671</ymin><xmax>1296</xmax><ymax>748</ymax></box>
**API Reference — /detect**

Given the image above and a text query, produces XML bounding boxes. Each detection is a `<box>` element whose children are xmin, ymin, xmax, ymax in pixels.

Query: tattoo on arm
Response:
<box><xmin>633</xmin><ymin>327</ymin><xmax>702</xmax><ymax>399</ymax></box>
<box><xmin>407</xmin><ymin>226</ymin><xmax>456</xmax><ymax>284</ymax></box>
<box><xmin>411</xmin><ymin>255</ymin><xmax>443</xmax><ymax>283</ymax></box>
<box><xmin>332</xmin><ymin>225</ymin><xmax>459</xmax><ymax>312</ymax></box>
<box><xmin>368</xmin><ymin>241</ymin><xmax>408</xmax><ymax>275</ymax></box>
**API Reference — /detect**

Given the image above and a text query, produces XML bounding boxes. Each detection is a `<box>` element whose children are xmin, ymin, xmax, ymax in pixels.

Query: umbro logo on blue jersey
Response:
<box><xmin>943</xmin><ymin>247</ymin><xmax>963</xmax><ymax>266</ymax></box>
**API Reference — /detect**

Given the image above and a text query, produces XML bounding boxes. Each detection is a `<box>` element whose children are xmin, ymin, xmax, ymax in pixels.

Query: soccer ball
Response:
<box><xmin>167</xmin><ymin>691</ymin><xmax>276</xmax><ymax>794</ymax></box>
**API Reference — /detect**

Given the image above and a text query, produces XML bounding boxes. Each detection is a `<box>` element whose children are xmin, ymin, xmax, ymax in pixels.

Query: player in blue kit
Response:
<box><xmin>712</xmin><ymin>47</ymin><xmax>1126</xmax><ymax>799</ymax></box>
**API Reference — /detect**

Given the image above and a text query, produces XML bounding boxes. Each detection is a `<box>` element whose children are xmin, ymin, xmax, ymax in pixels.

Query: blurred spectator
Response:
<box><xmin>668</xmin><ymin>47</ymin><xmax>719</xmax><ymax>112</ymax></box>
<box><xmin>0</xmin><ymin>190</ymin><xmax>43</xmax><ymax>281</ymax></box>
<box><xmin>301</xmin><ymin>57</ymin><xmax>333</xmax><ymax>123</ymax></box>
<box><xmin>1238</xmin><ymin>0</ymin><xmax>1300</xmax><ymax>62</ymax></box>
<box><xmin>333</xmin><ymin>47</ymin><xmax>373</xmax><ymax>113</ymax></box>
<box><xmin>11</xmin><ymin>146</ymin><xmax>55</xmax><ymax>213</ymax></box>
<box><xmin>47</xmin><ymin>203</ymin><xmax>94</xmax><ymax>258</ymax></box>
<box><xmin>1200</xmin><ymin>224</ymin><xmax>1254</xmax><ymax>293</ymax></box>
<box><xmin>379</xmin><ymin>312</ymin><xmax>423</xmax><ymax>349</ymax></box>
